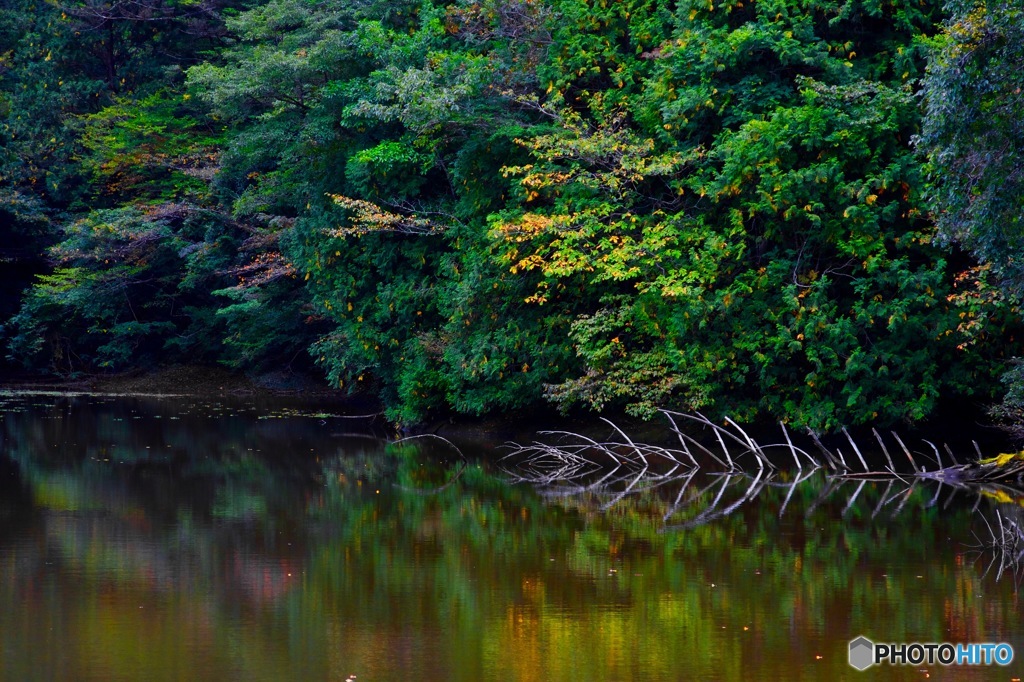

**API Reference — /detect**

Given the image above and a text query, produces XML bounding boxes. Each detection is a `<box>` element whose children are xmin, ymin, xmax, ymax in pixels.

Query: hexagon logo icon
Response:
<box><xmin>849</xmin><ymin>636</ymin><xmax>875</xmax><ymax>671</ymax></box>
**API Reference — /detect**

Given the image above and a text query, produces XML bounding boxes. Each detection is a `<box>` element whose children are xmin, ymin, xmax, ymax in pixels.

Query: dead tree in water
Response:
<box><xmin>500</xmin><ymin>413</ymin><xmax>1024</xmax><ymax>586</ymax></box>
<box><xmin>502</xmin><ymin>411</ymin><xmax>1024</xmax><ymax>487</ymax></box>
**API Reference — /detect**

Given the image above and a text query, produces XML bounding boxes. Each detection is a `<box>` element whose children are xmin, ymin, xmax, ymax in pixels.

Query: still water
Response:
<box><xmin>0</xmin><ymin>392</ymin><xmax>1022</xmax><ymax>681</ymax></box>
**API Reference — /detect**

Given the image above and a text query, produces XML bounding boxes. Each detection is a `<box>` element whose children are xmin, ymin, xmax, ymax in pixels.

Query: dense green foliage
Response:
<box><xmin>2</xmin><ymin>0</ymin><xmax>1021</xmax><ymax>429</ymax></box>
<box><xmin>919</xmin><ymin>0</ymin><xmax>1024</xmax><ymax>298</ymax></box>
<box><xmin>917</xmin><ymin>0</ymin><xmax>1024</xmax><ymax>426</ymax></box>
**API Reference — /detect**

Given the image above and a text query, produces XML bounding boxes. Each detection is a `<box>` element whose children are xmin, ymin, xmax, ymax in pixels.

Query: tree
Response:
<box><xmin>918</xmin><ymin>1</ymin><xmax>1024</xmax><ymax>427</ymax></box>
<box><xmin>490</xmin><ymin>0</ymin><xmax>1014</xmax><ymax>429</ymax></box>
<box><xmin>3</xmin><ymin>0</ymin><xmax>1021</xmax><ymax>430</ymax></box>
<box><xmin>919</xmin><ymin>0</ymin><xmax>1024</xmax><ymax>296</ymax></box>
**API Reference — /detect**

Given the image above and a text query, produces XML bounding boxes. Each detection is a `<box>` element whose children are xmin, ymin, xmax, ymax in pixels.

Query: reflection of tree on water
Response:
<box><xmin>501</xmin><ymin>415</ymin><xmax>1024</xmax><ymax>587</ymax></box>
<box><xmin>0</xmin><ymin>452</ymin><xmax>33</xmax><ymax>542</ymax></box>
<box><xmin>1</xmin><ymin>394</ymin><xmax>1023</xmax><ymax>680</ymax></box>
<box><xmin>0</xmin><ymin>394</ymin><xmax>389</xmax><ymax>615</ymax></box>
<box><xmin>970</xmin><ymin>502</ymin><xmax>1024</xmax><ymax>586</ymax></box>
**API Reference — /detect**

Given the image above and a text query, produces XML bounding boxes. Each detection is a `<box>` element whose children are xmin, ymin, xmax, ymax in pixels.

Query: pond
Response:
<box><xmin>0</xmin><ymin>392</ymin><xmax>1022</xmax><ymax>681</ymax></box>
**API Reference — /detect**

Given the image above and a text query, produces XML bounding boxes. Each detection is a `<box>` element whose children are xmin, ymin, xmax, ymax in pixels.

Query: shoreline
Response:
<box><xmin>0</xmin><ymin>365</ymin><xmax>355</xmax><ymax>402</ymax></box>
<box><xmin>2</xmin><ymin>366</ymin><xmax>1015</xmax><ymax>450</ymax></box>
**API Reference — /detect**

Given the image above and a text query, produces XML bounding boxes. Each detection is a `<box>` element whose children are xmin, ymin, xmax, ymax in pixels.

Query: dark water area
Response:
<box><xmin>0</xmin><ymin>392</ymin><xmax>1023</xmax><ymax>681</ymax></box>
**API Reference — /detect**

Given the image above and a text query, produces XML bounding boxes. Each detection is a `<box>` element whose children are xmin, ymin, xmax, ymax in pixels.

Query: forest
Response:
<box><xmin>1</xmin><ymin>0</ymin><xmax>1021</xmax><ymax>431</ymax></box>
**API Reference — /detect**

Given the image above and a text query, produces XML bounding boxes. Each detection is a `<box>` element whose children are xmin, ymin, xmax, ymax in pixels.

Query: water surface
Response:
<box><xmin>0</xmin><ymin>393</ymin><xmax>1021</xmax><ymax>681</ymax></box>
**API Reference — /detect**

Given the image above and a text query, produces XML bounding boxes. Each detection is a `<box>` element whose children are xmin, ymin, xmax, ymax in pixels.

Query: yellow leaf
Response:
<box><xmin>980</xmin><ymin>452</ymin><xmax>1024</xmax><ymax>467</ymax></box>
<box><xmin>982</xmin><ymin>489</ymin><xmax>1014</xmax><ymax>504</ymax></box>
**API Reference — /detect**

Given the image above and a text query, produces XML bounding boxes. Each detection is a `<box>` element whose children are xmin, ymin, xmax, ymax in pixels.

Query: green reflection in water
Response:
<box><xmin>0</xmin><ymin>394</ymin><xmax>1021</xmax><ymax>681</ymax></box>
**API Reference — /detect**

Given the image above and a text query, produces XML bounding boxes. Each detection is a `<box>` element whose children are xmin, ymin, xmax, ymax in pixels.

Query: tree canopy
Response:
<box><xmin>1</xmin><ymin>0</ymin><xmax>1021</xmax><ymax>430</ymax></box>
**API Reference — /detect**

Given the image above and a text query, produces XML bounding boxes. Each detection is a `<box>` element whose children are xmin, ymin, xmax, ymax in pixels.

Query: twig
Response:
<box><xmin>891</xmin><ymin>432</ymin><xmax>922</xmax><ymax>474</ymax></box>
<box><xmin>842</xmin><ymin>427</ymin><xmax>870</xmax><ymax>472</ymax></box>
<box><xmin>843</xmin><ymin>479</ymin><xmax>868</xmax><ymax>517</ymax></box>
<box><xmin>872</xmin><ymin>428</ymin><xmax>896</xmax><ymax>473</ymax></box>
<box><xmin>922</xmin><ymin>439</ymin><xmax>943</xmax><ymax>469</ymax></box>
